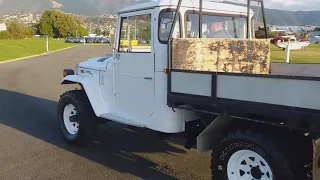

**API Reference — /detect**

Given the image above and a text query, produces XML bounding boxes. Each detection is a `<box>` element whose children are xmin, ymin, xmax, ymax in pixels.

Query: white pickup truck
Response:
<box><xmin>58</xmin><ymin>0</ymin><xmax>320</xmax><ymax>179</ymax></box>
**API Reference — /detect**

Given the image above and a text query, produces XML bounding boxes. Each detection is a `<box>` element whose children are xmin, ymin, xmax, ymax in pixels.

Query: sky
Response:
<box><xmin>259</xmin><ymin>0</ymin><xmax>319</xmax><ymax>11</ymax></box>
<box><xmin>144</xmin><ymin>0</ymin><xmax>320</xmax><ymax>11</ymax></box>
<box><xmin>0</xmin><ymin>0</ymin><xmax>318</xmax><ymax>12</ymax></box>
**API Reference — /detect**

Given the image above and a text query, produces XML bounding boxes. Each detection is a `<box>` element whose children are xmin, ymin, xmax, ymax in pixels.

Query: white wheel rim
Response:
<box><xmin>63</xmin><ymin>104</ymin><xmax>79</xmax><ymax>135</ymax></box>
<box><xmin>227</xmin><ymin>150</ymin><xmax>273</xmax><ymax>180</ymax></box>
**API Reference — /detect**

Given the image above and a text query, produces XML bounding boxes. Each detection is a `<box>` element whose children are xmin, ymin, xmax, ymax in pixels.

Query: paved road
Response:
<box><xmin>0</xmin><ymin>45</ymin><xmax>211</xmax><ymax>180</ymax></box>
<box><xmin>271</xmin><ymin>63</ymin><xmax>320</xmax><ymax>77</ymax></box>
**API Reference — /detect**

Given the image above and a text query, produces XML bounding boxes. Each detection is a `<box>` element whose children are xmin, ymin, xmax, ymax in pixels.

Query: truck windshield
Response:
<box><xmin>185</xmin><ymin>12</ymin><xmax>247</xmax><ymax>38</ymax></box>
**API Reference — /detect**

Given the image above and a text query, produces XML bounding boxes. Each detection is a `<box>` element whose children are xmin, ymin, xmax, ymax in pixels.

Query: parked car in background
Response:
<box><xmin>65</xmin><ymin>37</ymin><xmax>71</xmax><ymax>43</ymax></box>
<box><xmin>69</xmin><ymin>38</ymin><xmax>75</xmax><ymax>43</ymax></box>
<box><xmin>79</xmin><ymin>38</ymin><xmax>85</xmax><ymax>43</ymax></box>
<box><xmin>85</xmin><ymin>37</ymin><xmax>94</xmax><ymax>43</ymax></box>
<box><xmin>65</xmin><ymin>36</ymin><xmax>111</xmax><ymax>44</ymax></box>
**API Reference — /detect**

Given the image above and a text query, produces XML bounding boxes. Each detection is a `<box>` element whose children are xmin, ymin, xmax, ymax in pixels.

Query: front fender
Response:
<box><xmin>61</xmin><ymin>75</ymin><xmax>82</xmax><ymax>85</ymax></box>
<box><xmin>61</xmin><ymin>75</ymin><xmax>107</xmax><ymax>117</ymax></box>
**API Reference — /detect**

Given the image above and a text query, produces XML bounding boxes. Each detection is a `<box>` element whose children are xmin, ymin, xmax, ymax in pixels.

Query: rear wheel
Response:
<box><xmin>226</xmin><ymin>149</ymin><xmax>273</xmax><ymax>180</ymax></box>
<box><xmin>211</xmin><ymin>129</ymin><xmax>295</xmax><ymax>180</ymax></box>
<box><xmin>57</xmin><ymin>90</ymin><xmax>99</xmax><ymax>146</ymax></box>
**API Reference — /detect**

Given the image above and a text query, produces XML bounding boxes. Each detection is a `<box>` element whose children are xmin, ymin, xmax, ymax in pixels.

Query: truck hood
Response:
<box><xmin>78</xmin><ymin>55</ymin><xmax>114</xmax><ymax>71</ymax></box>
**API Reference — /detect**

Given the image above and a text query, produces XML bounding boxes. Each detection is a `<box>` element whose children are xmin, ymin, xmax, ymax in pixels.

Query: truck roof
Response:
<box><xmin>119</xmin><ymin>0</ymin><xmax>253</xmax><ymax>14</ymax></box>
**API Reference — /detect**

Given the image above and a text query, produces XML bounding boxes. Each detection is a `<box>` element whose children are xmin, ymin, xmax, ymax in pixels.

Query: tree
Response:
<box><xmin>7</xmin><ymin>21</ymin><xmax>27</xmax><ymax>39</ymax></box>
<box><xmin>0</xmin><ymin>31</ymin><xmax>10</xmax><ymax>39</ymax></box>
<box><xmin>55</xmin><ymin>14</ymin><xmax>77</xmax><ymax>38</ymax></box>
<box><xmin>255</xmin><ymin>30</ymin><xmax>266</xmax><ymax>39</ymax></box>
<box><xmin>255</xmin><ymin>30</ymin><xmax>281</xmax><ymax>39</ymax></box>
<box><xmin>77</xmin><ymin>25</ymin><xmax>89</xmax><ymax>37</ymax></box>
<box><xmin>39</xmin><ymin>10</ymin><xmax>55</xmax><ymax>37</ymax></box>
<box><xmin>25</xmin><ymin>27</ymin><xmax>36</xmax><ymax>38</ymax></box>
<box><xmin>139</xmin><ymin>26</ymin><xmax>151</xmax><ymax>41</ymax></box>
<box><xmin>0</xmin><ymin>21</ymin><xmax>35</xmax><ymax>39</ymax></box>
<box><xmin>102</xmin><ymin>30</ymin><xmax>110</xmax><ymax>36</ymax></box>
<box><xmin>38</xmin><ymin>10</ymin><xmax>86</xmax><ymax>38</ymax></box>
<box><xmin>95</xmin><ymin>28</ymin><xmax>102</xmax><ymax>35</ymax></box>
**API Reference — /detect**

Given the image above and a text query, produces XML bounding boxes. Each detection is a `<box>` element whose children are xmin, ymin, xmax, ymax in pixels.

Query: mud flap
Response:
<box><xmin>197</xmin><ymin>115</ymin><xmax>233</xmax><ymax>152</ymax></box>
<box><xmin>314</xmin><ymin>138</ymin><xmax>320</xmax><ymax>180</ymax></box>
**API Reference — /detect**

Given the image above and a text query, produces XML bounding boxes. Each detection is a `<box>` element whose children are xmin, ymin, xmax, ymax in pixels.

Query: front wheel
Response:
<box><xmin>211</xmin><ymin>130</ymin><xmax>295</xmax><ymax>180</ymax></box>
<box><xmin>57</xmin><ymin>90</ymin><xmax>99</xmax><ymax>146</ymax></box>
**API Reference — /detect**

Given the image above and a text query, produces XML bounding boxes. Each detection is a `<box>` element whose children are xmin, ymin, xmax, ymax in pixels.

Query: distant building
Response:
<box><xmin>88</xmin><ymin>34</ymin><xmax>97</xmax><ymax>37</ymax></box>
<box><xmin>269</xmin><ymin>25</ymin><xmax>318</xmax><ymax>34</ymax></box>
<box><xmin>0</xmin><ymin>23</ymin><xmax>7</xmax><ymax>31</ymax></box>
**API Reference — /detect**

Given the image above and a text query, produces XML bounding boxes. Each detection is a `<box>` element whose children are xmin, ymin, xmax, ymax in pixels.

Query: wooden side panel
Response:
<box><xmin>172</xmin><ymin>38</ymin><xmax>270</xmax><ymax>74</ymax></box>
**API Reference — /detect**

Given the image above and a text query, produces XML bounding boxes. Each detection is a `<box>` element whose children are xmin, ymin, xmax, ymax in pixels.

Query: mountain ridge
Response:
<box><xmin>0</xmin><ymin>0</ymin><xmax>319</xmax><ymax>26</ymax></box>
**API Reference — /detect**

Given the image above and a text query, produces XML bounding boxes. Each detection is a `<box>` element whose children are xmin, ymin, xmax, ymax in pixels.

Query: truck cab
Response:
<box><xmin>58</xmin><ymin>0</ymin><xmax>316</xmax><ymax>179</ymax></box>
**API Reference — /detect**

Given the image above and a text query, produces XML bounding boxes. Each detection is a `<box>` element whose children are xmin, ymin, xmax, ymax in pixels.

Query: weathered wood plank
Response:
<box><xmin>172</xmin><ymin>38</ymin><xmax>271</xmax><ymax>74</ymax></box>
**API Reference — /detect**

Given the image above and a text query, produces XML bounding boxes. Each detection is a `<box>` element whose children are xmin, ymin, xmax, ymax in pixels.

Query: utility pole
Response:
<box><xmin>286</xmin><ymin>41</ymin><xmax>291</xmax><ymax>64</ymax></box>
<box><xmin>135</xmin><ymin>18</ymin><xmax>137</xmax><ymax>40</ymax></box>
<box><xmin>46</xmin><ymin>35</ymin><xmax>49</xmax><ymax>52</ymax></box>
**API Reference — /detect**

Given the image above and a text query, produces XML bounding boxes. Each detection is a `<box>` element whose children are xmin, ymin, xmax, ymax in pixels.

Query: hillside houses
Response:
<box><xmin>0</xmin><ymin>12</ymin><xmax>117</xmax><ymax>35</ymax></box>
<box><xmin>0</xmin><ymin>13</ymin><xmax>42</xmax><ymax>26</ymax></box>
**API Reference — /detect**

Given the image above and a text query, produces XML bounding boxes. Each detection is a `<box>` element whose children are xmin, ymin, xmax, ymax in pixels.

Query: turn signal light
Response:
<box><xmin>164</xmin><ymin>68</ymin><xmax>168</xmax><ymax>74</ymax></box>
<box><xmin>63</xmin><ymin>69</ymin><xmax>74</xmax><ymax>77</ymax></box>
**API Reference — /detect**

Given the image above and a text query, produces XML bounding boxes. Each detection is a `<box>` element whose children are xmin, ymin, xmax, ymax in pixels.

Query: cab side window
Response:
<box><xmin>118</xmin><ymin>14</ymin><xmax>152</xmax><ymax>53</ymax></box>
<box><xmin>185</xmin><ymin>12</ymin><xmax>247</xmax><ymax>39</ymax></box>
<box><xmin>129</xmin><ymin>14</ymin><xmax>152</xmax><ymax>52</ymax></box>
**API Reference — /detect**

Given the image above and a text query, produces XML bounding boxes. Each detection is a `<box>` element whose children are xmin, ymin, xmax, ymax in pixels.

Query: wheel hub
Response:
<box><xmin>69</xmin><ymin>115</ymin><xmax>77</xmax><ymax>122</ymax></box>
<box><xmin>227</xmin><ymin>149</ymin><xmax>273</xmax><ymax>180</ymax></box>
<box><xmin>251</xmin><ymin>166</ymin><xmax>263</xmax><ymax>179</ymax></box>
<box><xmin>63</xmin><ymin>104</ymin><xmax>79</xmax><ymax>135</ymax></box>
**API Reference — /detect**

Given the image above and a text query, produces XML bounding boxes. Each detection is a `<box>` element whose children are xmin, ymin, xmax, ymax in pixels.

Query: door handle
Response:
<box><xmin>144</xmin><ymin>77</ymin><xmax>152</xmax><ymax>80</ymax></box>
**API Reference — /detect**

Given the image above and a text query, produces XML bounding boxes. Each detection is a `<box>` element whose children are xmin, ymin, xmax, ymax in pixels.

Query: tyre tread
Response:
<box><xmin>58</xmin><ymin>90</ymin><xmax>99</xmax><ymax>146</ymax></box>
<box><xmin>211</xmin><ymin>128</ymin><xmax>295</xmax><ymax>180</ymax></box>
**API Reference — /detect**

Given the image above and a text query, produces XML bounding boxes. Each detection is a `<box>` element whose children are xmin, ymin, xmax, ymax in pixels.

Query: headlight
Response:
<box><xmin>75</xmin><ymin>64</ymin><xmax>80</xmax><ymax>75</ymax></box>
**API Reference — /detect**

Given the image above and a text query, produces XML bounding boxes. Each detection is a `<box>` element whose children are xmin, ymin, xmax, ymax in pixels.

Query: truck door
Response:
<box><xmin>115</xmin><ymin>10</ymin><xmax>155</xmax><ymax>115</ymax></box>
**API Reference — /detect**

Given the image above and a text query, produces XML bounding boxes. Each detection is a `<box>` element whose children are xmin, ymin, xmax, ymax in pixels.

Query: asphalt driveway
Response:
<box><xmin>0</xmin><ymin>45</ymin><xmax>211</xmax><ymax>180</ymax></box>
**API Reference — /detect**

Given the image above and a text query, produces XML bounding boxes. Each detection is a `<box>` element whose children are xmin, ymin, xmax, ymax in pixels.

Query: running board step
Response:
<box><xmin>100</xmin><ymin>113</ymin><xmax>146</xmax><ymax>128</ymax></box>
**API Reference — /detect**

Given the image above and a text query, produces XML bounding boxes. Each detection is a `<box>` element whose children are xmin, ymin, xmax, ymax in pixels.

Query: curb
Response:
<box><xmin>0</xmin><ymin>45</ymin><xmax>82</xmax><ymax>65</ymax></box>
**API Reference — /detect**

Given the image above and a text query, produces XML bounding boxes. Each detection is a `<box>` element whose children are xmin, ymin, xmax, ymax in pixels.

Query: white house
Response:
<box><xmin>0</xmin><ymin>23</ymin><xmax>7</xmax><ymax>31</ymax></box>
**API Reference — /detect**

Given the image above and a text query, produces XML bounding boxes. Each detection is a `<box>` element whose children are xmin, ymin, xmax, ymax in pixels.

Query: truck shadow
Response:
<box><xmin>0</xmin><ymin>89</ymin><xmax>186</xmax><ymax>180</ymax></box>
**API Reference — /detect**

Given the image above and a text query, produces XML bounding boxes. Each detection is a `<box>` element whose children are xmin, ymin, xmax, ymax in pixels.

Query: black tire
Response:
<box><xmin>57</xmin><ymin>90</ymin><xmax>99</xmax><ymax>146</ymax></box>
<box><xmin>211</xmin><ymin>129</ymin><xmax>295</xmax><ymax>180</ymax></box>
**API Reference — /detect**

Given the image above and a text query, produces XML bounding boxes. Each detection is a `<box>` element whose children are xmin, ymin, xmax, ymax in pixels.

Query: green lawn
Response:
<box><xmin>270</xmin><ymin>44</ymin><xmax>320</xmax><ymax>64</ymax></box>
<box><xmin>0</xmin><ymin>38</ymin><xmax>78</xmax><ymax>61</ymax></box>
